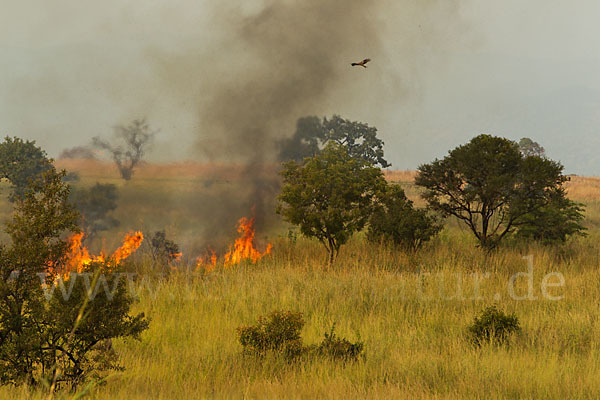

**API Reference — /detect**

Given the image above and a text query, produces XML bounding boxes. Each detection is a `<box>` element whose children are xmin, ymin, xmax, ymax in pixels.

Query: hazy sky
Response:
<box><xmin>1</xmin><ymin>0</ymin><xmax>600</xmax><ymax>174</ymax></box>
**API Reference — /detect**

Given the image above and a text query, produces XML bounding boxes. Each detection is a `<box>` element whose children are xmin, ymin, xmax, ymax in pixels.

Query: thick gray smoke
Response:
<box><xmin>1</xmin><ymin>0</ymin><xmax>469</xmax><ymax>249</ymax></box>
<box><xmin>197</xmin><ymin>0</ymin><xmax>383</xmax><ymax>230</ymax></box>
<box><xmin>168</xmin><ymin>0</ymin><xmax>468</xmax><ymax>238</ymax></box>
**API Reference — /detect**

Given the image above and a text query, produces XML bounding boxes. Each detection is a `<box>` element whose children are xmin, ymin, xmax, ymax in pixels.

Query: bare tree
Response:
<box><xmin>93</xmin><ymin>119</ymin><xmax>155</xmax><ymax>180</ymax></box>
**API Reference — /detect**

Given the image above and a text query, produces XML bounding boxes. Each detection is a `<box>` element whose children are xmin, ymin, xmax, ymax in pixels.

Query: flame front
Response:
<box><xmin>195</xmin><ymin>215</ymin><xmax>271</xmax><ymax>271</ymax></box>
<box><xmin>111</xmin><ymin>232</ymin><xmax>144</xmax><ymax>265</ymax></box>
<box><xmin>223</xmin><ymin>216</ymin><xmax>272</xmax><ymax>266</ymax></box>
<box><xmin>61</xmin><ymin>232</ymin><xmax>104</xmax><ymax>275</ymax></box>
<box><xmin>49</xmin><ymin>231</ymin><xmax>144</xmax><ymax>280</ymax></box>
<box><xmin>195</xmin><ymin>248</ymin><xmax>217</xmax><ymax>272</ymax></box>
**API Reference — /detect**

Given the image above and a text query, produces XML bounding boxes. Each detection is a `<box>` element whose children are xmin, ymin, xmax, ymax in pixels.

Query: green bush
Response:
<box><xmin>237</xmin><ymin>311</ymin><xmax>364</xmax><ymax>362</ymax></box>
<box><xmin>237</xmin><ymin>311</ymin><xmax>305</xmax><ymax>360</ymax></box>
<box><xmin>0</xmin><ymin>136</ymin><xmax>54</xmax><ymax>201</ymax></box>
<box><xmin>277</xmin><ymin>142</ymin><xmax>386</xmax><ymax>264</ymax></box>
<box><xmin>315</xmin><ymin>324</ymin><xmax>363</xmax><ymax>361</ymax></box>
<box><xmin>416</xmin><ymin>134</ymin><xmax>574</xmax><ymax>250</ymax></box>
<box><xmin>367</xmin><ymin>183</ymin><xmax>442</xmax><ymax>251</ymax></box>
<box><xmin>468</xmin><ymin>305</ymin><xmax>521</xmax><ymax>346</ymax></box>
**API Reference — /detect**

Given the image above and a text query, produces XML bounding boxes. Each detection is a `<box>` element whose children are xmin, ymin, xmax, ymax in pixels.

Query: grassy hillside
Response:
<box><xmin>1</xmin><ymin>161</ymin><xmax>600</xmax><ymax>399</ymax></box>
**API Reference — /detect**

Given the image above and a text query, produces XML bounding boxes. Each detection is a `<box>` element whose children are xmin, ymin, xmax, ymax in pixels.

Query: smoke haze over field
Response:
<box><xmin>0</xmin><ymin>0</ymin><xmax>473</xmax><ymax>238</ymax></box>
<box><xmin>0</xmin><ymin>0</ymin><xmax>468</xmax><ymax>165</ymax></box>
<box><xmin>180</xmin><ymin>0</ymin><xmax>467</xmax><ymax>227</ymax></box>
<box><xmin>3</xmin><ymin>1</ymin><xmax>600</xmax><ymax>173</ymax></box>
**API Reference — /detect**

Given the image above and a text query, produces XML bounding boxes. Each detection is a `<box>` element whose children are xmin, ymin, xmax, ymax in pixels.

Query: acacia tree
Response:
<box><xmin>277</xmin><ymin>142</ymin><xmax>386</xmax><ymax>264</ymax></box>
<box><xmin>278</xmin><ymin>115</ymin><xmax>390</xmax><ymax>167</ymax></box>
<box><xmin>0</xmin><ymin>136</ymin><xmax>54</xmax><ymax>200</ymax></box>
<box><xmin>93</xmin><ymin>119</ymin><xmax>155</xmax><ymax>181</ymax></box>
<box><xmin>415</xmin><ymin>134</ymin><xmax>575</xmax><ymax>250</ymax></box>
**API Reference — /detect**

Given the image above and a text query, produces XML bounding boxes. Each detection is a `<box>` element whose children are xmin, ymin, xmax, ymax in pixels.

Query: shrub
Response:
<box><xmin>367</xmin><ymin>183</ymin><xmax>442</xmax><ymax>251</ymax></box>
<box><xmin>148</xmin><ymin>230</ymin><xmax>181</xmax><ymax>264</ymax></box>
<box><xmin>59</xmin><ymin>146</ymin><xmax>97</xmax><ymax>160</ymax></box>
<box><xmin>42</xmin><ymin>264</ymin><xmax>149</xmax><ymax>389</ymax></box>
<box><xmin>237</xmin><ymin>311</ymin><xmax>364</xmax><ymax>362</ymax></box>
<box><xmin>468</xmin><ymin>305</ymin><xmax>521</xmax><ymax>346</ymax></box>
<box><xmin>315</xmin><ymin>324</ymin><xmax>363</xmax><ymax>361</ymax></box>
<box><xmin>63</xmin><ymin>171</ymin><xmax>81</xmax><ymax>183</ymax></box>
<box><xmin>237</xmin><ymin>311</ymin><xmax>305</xmax><ymax>360</ymax></box>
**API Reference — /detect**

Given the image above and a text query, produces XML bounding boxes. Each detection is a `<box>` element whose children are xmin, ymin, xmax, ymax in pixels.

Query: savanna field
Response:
<box><xmin>4</xmin><ymin>160</ymin><xmax>600</xmax><ymax>399</ymax></box>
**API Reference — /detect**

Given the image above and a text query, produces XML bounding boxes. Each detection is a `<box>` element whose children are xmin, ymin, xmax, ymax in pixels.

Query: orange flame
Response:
<box><xmin>224</xmin><ymin>216</ymin><xmax>272</xmax><ymax>267</ymax></box>
<box><xmin>194</xmin><ymin>215</ymin><xmax>271</xmax><ymax>272</ymax></box>
<box><xmin>195</xmin><ymin>248</ymin><xmax>217</xmax><ymax>272</ymax></box>
<box><xmin>49</xmin><ymin>231</ymin><xmax>144</xmax><ymax>280</ymax></box>
<box><xmin>111</xmin><ymin>231</ymin><xmax>144</xmax><ymax>265</ymax></box>
<box><xmin>60</xmin><ymin>232</ymin><xmax>103</xmax><ymax>275</ymax></box>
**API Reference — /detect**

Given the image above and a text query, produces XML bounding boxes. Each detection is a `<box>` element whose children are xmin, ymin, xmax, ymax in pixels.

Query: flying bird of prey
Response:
<box><xmin>351</xmin><ymin>58</ymin><xmax>371</xmax><ymax>68</ymax></box>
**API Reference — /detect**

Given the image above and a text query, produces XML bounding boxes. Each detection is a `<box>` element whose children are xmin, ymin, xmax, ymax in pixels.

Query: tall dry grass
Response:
<box><xmin>0</xmin><ymin>163</ymin><xmax>599</xmax><ymax>398</ymax></box>
<box><xmin>3</xmin><ymin>234</ymin><xmax>600</xmax><ymax>399</ymax></box>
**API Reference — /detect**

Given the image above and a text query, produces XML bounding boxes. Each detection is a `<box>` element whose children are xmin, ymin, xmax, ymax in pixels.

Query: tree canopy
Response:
<box><xmin>415</xmin><ymin>134</ymin><xmax>577</xmax><ymax>249</ymax></box>
<box><xmin>0</xmin><ymin>169</ymin><xmax>148</xmax><ymax>388</ymax></box>
<box><xmin>0</xmin><ymin>136</ymin><xmax>54</xmax><ymax>200</ymax></box>
<box><xmin>277</xmin><ymin>142</ymin><xmax>386</xmax><ymax>264</ymax></box>
<box><xmin>278</xmin><ymin>115</ymin><xmax>390</xmax><ymax>168</ymax></box>
<box><xmin>518</xmin><ymin>137</ymin><xmax>545</xmax><ymax>158</ymax></box>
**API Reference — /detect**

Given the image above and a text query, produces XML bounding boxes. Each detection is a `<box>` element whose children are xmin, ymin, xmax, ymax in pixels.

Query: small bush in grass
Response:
<box><xmin>315</xmin><ymin>324</ymin><xmax>363</xmax><ymax>361</ymax></box>
<box><xmin>148</xmin><ymin>230</ymin><xmax>181</xmax><ymax>264</ymax></box>
<box><xmin>237</xmin><ymin>311</ymin><xmax>364</xmax><ymax>362</ymax></box>
<box><xmin>468</xmin><ymin>305</ymin><xmax>521</xmax><ymax>346</ymax></box>
<box><xmin>237</xmin><ymin>311</ymin><xmax>305</xmax><ymax>360</ymax></box>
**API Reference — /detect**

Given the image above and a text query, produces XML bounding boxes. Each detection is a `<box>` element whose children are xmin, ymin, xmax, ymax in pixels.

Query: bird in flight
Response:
<box><xmin>351</xmin><ymin>58</ymin><xmax>371</xmax><ymax>68</ymax></box>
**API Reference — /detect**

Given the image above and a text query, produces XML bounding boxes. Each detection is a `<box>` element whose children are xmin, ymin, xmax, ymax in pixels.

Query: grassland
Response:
<box><xmin>2</xmin><ymin>161</ymin><xmax>600</xmax><ymax>399</ymax></box>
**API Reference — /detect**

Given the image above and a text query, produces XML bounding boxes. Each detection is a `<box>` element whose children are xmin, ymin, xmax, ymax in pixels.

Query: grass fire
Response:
<box><xmin>196</xmin><ymin>215</ymin><xmax>272</xmax><ymax>271</ymax></box>
<box><xmin>2</xmin><ymin>1</ymin><xmax>600</xmax><ymax>398</ymax></box>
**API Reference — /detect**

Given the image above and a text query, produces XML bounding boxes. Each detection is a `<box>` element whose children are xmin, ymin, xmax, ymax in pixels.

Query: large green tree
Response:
<box><xmin>0</xmin><ymin>136</ymin><xmax>54</xmax><ymax>200</ymax></box>
<box><xmin>277</xmin><ymin>142</ymin><xmax>386</xmax><ymax>264</ymax></box>
<box><xmin>278</xmin><ymin>115</ymin><xmax>390</xmax><ymax>167</ymax></box>
<box><xmin>415</xmin><ymin>134</ymin><xmax>578</xmax><ymax>250</ymax></box>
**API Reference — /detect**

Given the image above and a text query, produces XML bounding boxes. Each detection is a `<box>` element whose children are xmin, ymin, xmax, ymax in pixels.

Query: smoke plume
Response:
<box><xmin>173</xmin><ymin>0</ymin><xmax>468</xmax><ymax>237</ymax></box>
<box><xmin>2</xmin><ymin>0</ymin><xmax>470</xmax><ymax>249</ymax></box>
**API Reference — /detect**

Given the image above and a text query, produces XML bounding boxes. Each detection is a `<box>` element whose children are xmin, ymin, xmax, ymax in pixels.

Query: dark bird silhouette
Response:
<box><xmin>351</xmin><ymin>58</ymin><xmax>371</xmax><ymax>68</ymax></box>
